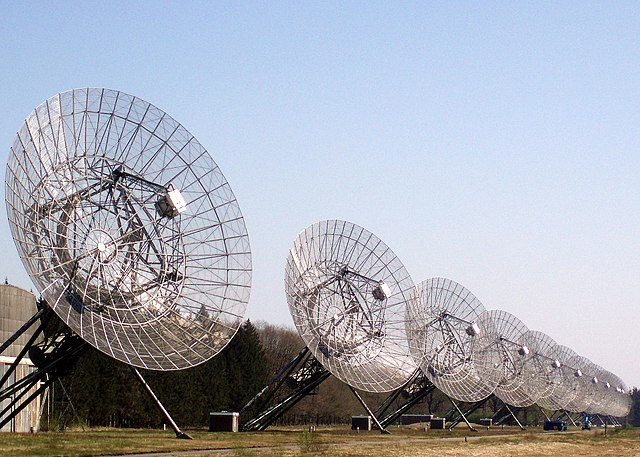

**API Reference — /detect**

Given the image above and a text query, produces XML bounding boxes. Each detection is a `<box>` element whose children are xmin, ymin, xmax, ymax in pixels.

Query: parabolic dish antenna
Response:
<box><xmin>588</xmin><ymin>369</ymin><xmax>615</xmax><ymax>416</ymax></box>
<box><xmin>609</xmin><ymin>374</ymin><xmax>631</xmax><ymax>417</ymax></box>
<box><xmin>561</xmin><ymin>354</ymin><xmax>594</xmax><ymax>413</ymax></box>
<box><xmin>5</xmin><ymin>88</ymin><xmax>252</xmax><ymax>370</ymax></box>
<box><xmin>285</xmin><ymin>219</ymin><xmax>416</xmax><ymax>392</ymax></box>
<box><xmin>584</xmin><ymin>363</ymin><xmax>608</xmax><ymax>415</ymax></box>
<box><xmin>406</xmin><ymin>278</ymin><xmax>501</xmax><ymax>402</ymax></box>
<box><xmin>550</xmin><ymin>344</ymin><xmax>582</xmax><ymax>411</ymax></box>
<box><xmin>519</xmin><ymin>330</ymin><xmax>564</xmax><ymax>411</ymax></box>
<box><xmin>473</xmin><ymin>310</ymin><xmax>533</xmax><ymax>407</ymax></box>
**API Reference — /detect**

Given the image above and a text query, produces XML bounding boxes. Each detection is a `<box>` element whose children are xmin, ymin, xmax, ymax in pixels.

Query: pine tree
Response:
<box><xmin>630</xmin><ymin>387</ymin><xmax>640</xmax><ymax>426</ymax></box>
<box><xmin>223</xmin><ymin>320</ymin><xmax>269</xmax><ymax>411</ymax></box>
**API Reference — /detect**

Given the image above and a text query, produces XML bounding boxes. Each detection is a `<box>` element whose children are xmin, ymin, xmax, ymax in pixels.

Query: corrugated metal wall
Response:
<box><xmin>0</xmin><ymin>360</ymin><xmax>40</xmax><ymax>432</ymax></box>
<box><xmin>0</xmin><ymin>284</ymin><xmax>37</xmax><ymax>358</ymax></box>
<box><xmin>0</xmin><ymin>284</ymin><xmax>42</xmax><ymax>432</ymax></box>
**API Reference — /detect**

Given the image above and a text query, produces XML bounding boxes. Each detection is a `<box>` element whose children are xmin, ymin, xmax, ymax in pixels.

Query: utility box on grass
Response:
<box><xmin>401</xmin><ymin>414</ymin><xmax>433</xmax><ymax>425</ymax></box>
<box><xmin>209</xmin><ymin>412</ymin><xmax>239</xmax><ymax>432</ymax></box>
<box><xmin>430</xmin><ymin>417</ymin><xmax>446</xmax><ymax>429</ymax></box>
<box><xmin>543</xmin><ymin>420</ymin><xmax>567</xmax><ymax>431</ymax></box>
<box><xmin>351</xmin><ymin>415</ymin><xmax>372</xmax><ymax>431</ymax></box>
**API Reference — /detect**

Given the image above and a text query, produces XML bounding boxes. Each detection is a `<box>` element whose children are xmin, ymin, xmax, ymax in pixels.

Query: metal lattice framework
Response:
<box><xmin>608</xmin><ymin>374</ymin><xmax>632</xmax><ymax>417</ymax></box>
<box><xmin>561</xmin><ymin>353</ymin><xmax>594</xmax><ymax>413</ymax></box>
<box><xmin>548</xmin><ymin>345</ymin><xmax>582</xmax><ymax>411</ymax></box>
<box><xmin>586</xmin><ymin>368</ymin><xmax>614</xmax><ymax>416</ymax></box>
<box><xmin>406</xmin><ymin>278</ymin><xmax>501</xmax><ymax>402</ymax></box>
<box><xmin>474</xmin><ymin>310</ymin><xmax>533</xmax><ymax>407</ymax></box>
<box><xmin>591</xmin><ymin>369</ymin><xmax>614</xmax><ymax>416</ymax></box>
<box><xmin>5</xmin><ymin>88</ymin><xmax>252</xmax><ymax>370</ymax></box>
<box><xmin>285</xmin><ymin>220</ymin><xmax>416</xmax><ymax>392</ymax></box>
<box><xmin>522</xmin><ymin>338</ymin><xmax>631</xmax><ymax>418</ymax></box>
<box><xmin>584</xmin><ymin>364</ymin><xmax>607</xmax><ymax>416</ymax></box>
<box><xmin>519</xmin><ymin>330</ymin><xmax>564</xmax><ymax>410</ymax></box>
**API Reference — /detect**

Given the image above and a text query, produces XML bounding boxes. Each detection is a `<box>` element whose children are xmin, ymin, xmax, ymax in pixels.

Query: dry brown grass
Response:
<box><xmin>0</xmin><ymin>425</ymin><xmax>638</xmax><ymax>457</ymax></box>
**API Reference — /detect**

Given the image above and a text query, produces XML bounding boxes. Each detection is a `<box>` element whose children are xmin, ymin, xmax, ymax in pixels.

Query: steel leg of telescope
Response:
<box><xmin>566</xmin><ymin>412</ymin><xmax>578</xmax><ymax>427</ymax></box>
<box><xmin>445</xmin><ymin>397</ymin><xmax>479</xmax><ymax>432</ymax></box>
<box><xmin>379</xmin><ymin>383</ymin><xmax>436</xmax><ymax>428</ymax></box>
<box><xmin>554</xmin><ymin>410</ymin><xmax>572</xmax><ymax>425</ymax></box>
<box><xmin>0</xmin><ymin>310</ymin><xmax>51</xmax><ymax>389</ymax></box>
<box><xmin>0</xmin><ymin>342</ymin><xmax>85</xmax><ymax>402</ymax></box>
<box><xmin>0</xmin><ymin>377</ymin><xmax>53</xmax><ymax>430</ymax></box>
<box><xmin>490</xmin><ymin>404</ymin><xmax>507</xmax><ymax>424</ymax></box>
<box><xmin>240</xmin><ymin>347</ymin><xmax>311</xmax><ymax>417</ymax></box>
<box><xmin>0</xmin><ymin>333</ymin><xmax>86</xmax><ymax>429</ymax></box>
<box><xmin>375</xmin><ymin>369</ymin><xmax>421</xmax><ymax>419</ymax></box>
<box><xmin>243</xmin><ymin>368</ymin><xmax>330</xmax><ymax>431</ymax></box>
<box><xmin>503</xmin><ymin>403</ymin><xmax>525</xmax><ymax>430</ymax></box>
<box><xmin>491</xmin><ymin>402</ymin><xmax>525</xmax><ymax>430</ymax></box>
<box><xmin>130</xmin><ymin>367</ymin><xmax>192</xmax><ymax>439</ymax></box>
<box><xmin>552</xmin><ymin>409</ymin><xmax>565</xmax><ymax>421</ymax></box>
<box><xmin>348</xmin><ymin>385</ymin><xmax>390</xmax><ymax>434</ymax></box>
<box><xmin>537</xmin><ymin>405</ymin><xmax>551</xmax><ymax>421</ymax></box>
<box><xmin>376</xmin><ymin>370</ymin><xmax>436</xmax><ymax>428</ymax></box>
<box><xmin>0</xmin><ymin>309</ymin><xmax>77</xmax><ymax>401</ymax></box>
<box><xmin>242</xmin><ymin>367</ymin><xmax>330</xmax><ymax>431</ymax></box>
<box><xmin>240</xmin><ymin>348</ymin><xmax>331</xmax><ymax>431</ymax></box>
<box><xmin>0</xmin><ymin>307</ymin><xmax>48</xmax><ymax>356</ymax></box>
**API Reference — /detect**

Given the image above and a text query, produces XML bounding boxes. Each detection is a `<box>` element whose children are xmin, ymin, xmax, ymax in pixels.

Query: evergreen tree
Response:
<box><xmin>51</xmin><ymin>318</ymin><xmax>271</xmax><ymax>428</ymax></box>
<box><xmin>57</xmin><ymin>346</ymin><xmax>153</xmax><ymax>427</ymax></box>
<box><xmin>222</xmin><ymin>320</ymin><xmax>269</xmax><ymax>411</ymax></box>
<box><xmin>630</xmin><ymin>387</ymin><xmax>640</xmax><ymax>426</ymax></box>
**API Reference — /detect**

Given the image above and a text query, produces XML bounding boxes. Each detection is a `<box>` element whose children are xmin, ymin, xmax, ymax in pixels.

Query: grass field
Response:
<box><xmin>1</xmin><ymin>425</ymin><xmax>639</xmax><ymax>457</ymax></box>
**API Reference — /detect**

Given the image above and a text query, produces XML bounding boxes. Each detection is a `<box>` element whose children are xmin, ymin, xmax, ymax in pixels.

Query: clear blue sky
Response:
<box><xmin>1</xmin><ymin>2</ymin><xmax>639</xmax><ymax>388</ymax></box>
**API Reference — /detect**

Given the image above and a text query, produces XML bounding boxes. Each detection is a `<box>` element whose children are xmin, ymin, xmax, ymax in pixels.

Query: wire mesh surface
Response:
<box><xmin>475</xmin><ymin>310</ymin><xmax>532</xmax><ymax>407</ymax></box>
<box><xmin>562</xmin><ymin>354</ymin><xmax>594</xmax><ymax>413</ymax></box>
<box><xmin>608</xmin><ymin>374</ymin><xmax>632</xmax><ymax>417</ymax></box>
<box><xmin>519</xmin><ymin>330</ymin><xmax>563</xmax><ymax>411</ymax></box>
<box><xmin>5</xmin><ymin>88</ymin><xmax>252</xmax><ymax>370</ymax></box>
<box><xmin>583</xmin><ymin>363</ymin><xmax>608</xmax><ymax>415</ymax></box>
<box><xmin>588</xmin><ymin>368</ymin><xmax>614</xmax><ymax>416</ymax></box>
<box><xmin>406</xmin><ymin>278</ymin><xmax>500</xmax><ymax>402</ymax></box>
<box><xmin>598</xmin><ymin>370</ymin><xmax>617</xmax><ymax>415</ymax></box>
<box><xmin>285</xmin><ymin>220</ymin><xmax>416</xmax><ymax>393</ymax></box>
<box><xmin>547</xmin><ymin>344</ymin><xmax>581</xmax><ymax>411</ymax></box>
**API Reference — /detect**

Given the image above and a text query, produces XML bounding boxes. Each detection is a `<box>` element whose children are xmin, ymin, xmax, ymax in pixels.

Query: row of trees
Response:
<box><xmin>48</xmin><ymin>320</ymin><xmax>269</xmax><ymax>428</ymax></box>
<box><xmin>45</xmin><ymin>320</ymin><xmax>638</xmax><ymax>429</ymax></box>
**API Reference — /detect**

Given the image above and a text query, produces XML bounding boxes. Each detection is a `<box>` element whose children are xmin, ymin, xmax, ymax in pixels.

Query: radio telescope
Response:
<box><xmin>587</xmin><ymin>368</ymin><xmax>614</xmax><ymax>416</ymax></box>
<box><xmin>285</xmin><ymin>219</ymin><xmax>416</xmax><ymax>393</ymax></box>
<box><xmin>608</xmin><ymin>374</ymin><xmax>632</xmax><ymax>418</ymax></box>
<box><xmin>473</xmin><ymin>310</ymin><xmax>533</xmax><ymax>408</ymax></box>
<box><xmin>519</xmin><ymin>330</ymin><xmax>564</xmax><ymax>411</ymax></box>
<box><xmin>547</xmin><ymin>344</ymin><xmax>582</xmax><ymax>411</ymax></box>
<box><xmin>406</xmin><ymin>278</ymin><xmax>501</xmax><ymax>402</ymax></box>
<box><xmin>5</xmin><ymin>88</ymin><xmax>252</xmax><ymax>371</ymax></box>
<box><xmin>583</xmin><ymin>363</ymin><xmax>608</xmax><ymax>415</ymax></box>
<box><xmin>561</xmin><ymin>353</ymin><xmax>594</xmax><ymax>414</ymax></box>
